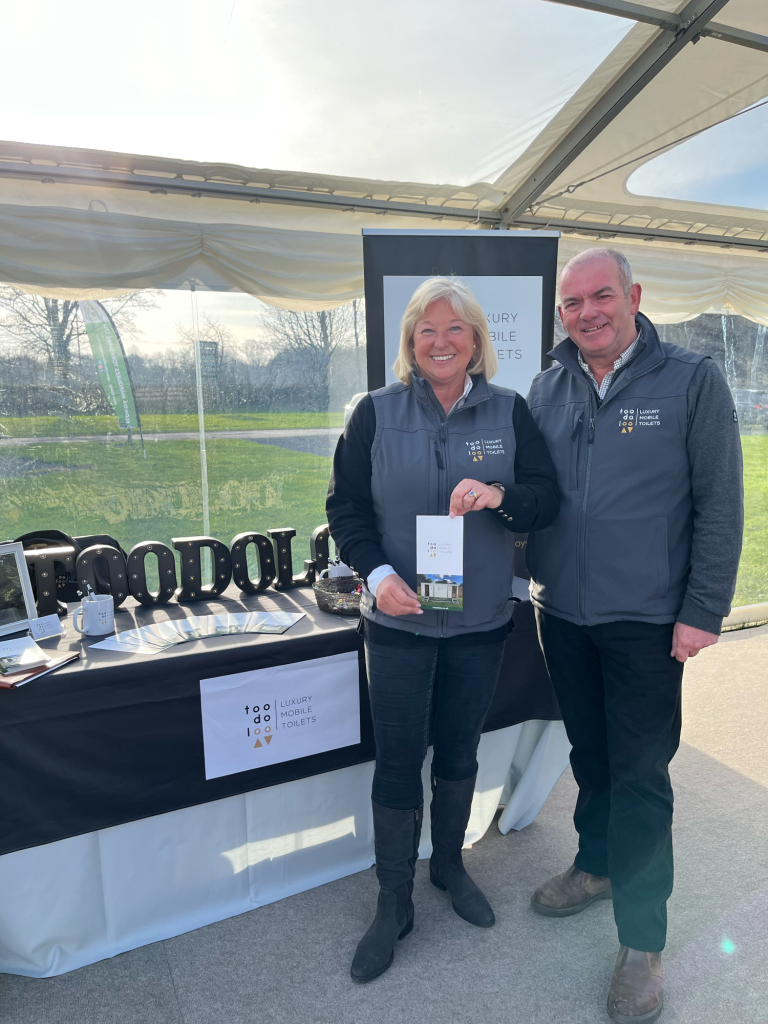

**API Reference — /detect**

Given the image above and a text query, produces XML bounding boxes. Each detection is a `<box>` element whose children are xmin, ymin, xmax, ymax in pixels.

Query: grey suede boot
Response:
<box><xmin>429</xmin><ymin>773</ymin><xmax>495</xmax><ymax>928</ymax></box>
<box><xmin>350</xmin><ymin>801</ymin><xmax>423</xmax><ymax>983</ymax></box>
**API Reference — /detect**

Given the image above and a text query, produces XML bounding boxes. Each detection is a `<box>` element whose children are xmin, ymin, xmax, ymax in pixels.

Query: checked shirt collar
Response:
<box><xmin>578</xmin><ymin>332</ymin><xmax>641</xmax><ymax>401</ymax></box>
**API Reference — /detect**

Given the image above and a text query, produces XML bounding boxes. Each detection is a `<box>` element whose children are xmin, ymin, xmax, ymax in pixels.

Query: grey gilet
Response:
<box><xmin>360</xmin><ymin>373</ymin><xmax>518</xmax><ymax>638</ymax></box>
<box><xmin>526</xmin><ymin>313</ymin><xmax>707</xmax><ymax>626</ymax></box>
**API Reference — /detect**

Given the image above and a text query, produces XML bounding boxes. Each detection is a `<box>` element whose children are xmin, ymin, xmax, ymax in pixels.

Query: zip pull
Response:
<box><xmin>571</xmin><ymin>413</ymin><xmax>583</xmax><ymax>441</ymax></box>
<box><xmin>434</xmin><ymin>443</ymin><xmax>445</xmax><ymax>470</ymax></box>
<box><xmin>588</xmin><ymin>417</ymin><xmax>595</xmax><ymax>444</ymax></box>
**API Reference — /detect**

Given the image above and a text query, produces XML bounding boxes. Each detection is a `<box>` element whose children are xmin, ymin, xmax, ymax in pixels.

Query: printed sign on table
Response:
<box><xmin>200</xmin><ymin>651</ymin><xmax>361</xmax><ymax>780</ymax></box>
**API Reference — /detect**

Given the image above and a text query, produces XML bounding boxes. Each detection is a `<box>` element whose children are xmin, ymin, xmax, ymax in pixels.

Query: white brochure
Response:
<box><xmin>199</xmin><ymin>650</ymin><xmax>361</xmax><ymax>780</ymax></box>
<box><xmin>415</xmin><ymin>515</ymin><xmax>464</xmax><ymax>611</ymax></box>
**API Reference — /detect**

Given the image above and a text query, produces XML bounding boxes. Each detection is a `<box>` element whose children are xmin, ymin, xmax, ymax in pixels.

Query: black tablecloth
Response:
<box><xmin>0</xmin><ymin>587</ymin><xmax>559</xmax><ymax>856</ymax></box>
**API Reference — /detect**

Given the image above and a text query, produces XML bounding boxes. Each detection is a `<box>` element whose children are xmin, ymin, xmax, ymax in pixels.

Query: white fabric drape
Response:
<box><xmin>558</xmin><ymin>236</ymin><xmax>768</xmax><ymax>326</ymax></box>
<box><xmin>0</xmin><ymin>203</ymin><xmax>364</xmax><ymax>310</ymax></box>
<box><xmin>0</xmin><ymin>720</ymin><xmax>569</xmax><ymax>978</ymax></box>
<box><xmin>3</xmin><ymin>201</ymin><xmax>768</xmax><ymax>324</ymax></box>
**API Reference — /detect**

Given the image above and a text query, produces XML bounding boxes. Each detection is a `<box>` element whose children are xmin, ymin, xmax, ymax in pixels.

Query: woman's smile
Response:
<box><xmin>412</xmin><ymin>298</ymin><xmax>475</xmax><ymax>398</ymax></box>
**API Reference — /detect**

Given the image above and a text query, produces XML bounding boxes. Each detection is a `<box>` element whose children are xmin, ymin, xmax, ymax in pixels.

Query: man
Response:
<box><xmin>526</xmin><ymin>249</ymin><xmax>743</xmax><ymax>1024</ymax></box>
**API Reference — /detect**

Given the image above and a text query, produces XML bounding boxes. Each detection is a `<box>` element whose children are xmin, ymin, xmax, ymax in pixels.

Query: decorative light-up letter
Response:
<box><xmin>267</xmin><ymin>528</ymin><xmax>316</xmax><ymax>590</ymax></box>
<box><xmin>229</xmin><ymin>532</ymin><xmax>276</xmax><ymax>594</ymax></box>
<box><xmin>127</xmin><ymin>541</ymin><xmax>178</xmax><ymax>606</ymax></box>
<box><xmin>309</xmin><ymin>524</ymin><xmax>331</xmax><ymax>575</ymax></box>
<box><xmin>24</xmin><ymin>546</ymin><xmax>76</xmax><ymax>617</ymax></box>
<box><xmin>172</xmin><ymin>536</ymin><xmax>232</xmax><ymax>601</ymax></box>
<box><xmin>75</xmin><ymin>545</ymin><xmax>129</xmax><ymax>607</ymax></box>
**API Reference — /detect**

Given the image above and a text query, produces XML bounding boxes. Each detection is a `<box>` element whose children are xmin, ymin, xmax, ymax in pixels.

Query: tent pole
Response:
<box><xmin>191</xmin><ymin>282</ymin><xmax>212</xmax><ymax>582</ymax></box>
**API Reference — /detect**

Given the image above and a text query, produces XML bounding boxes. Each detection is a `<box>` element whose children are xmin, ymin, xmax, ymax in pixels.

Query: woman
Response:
<box><xmin>327</xmin><ymin>277</ymin><xmax>559</xmax><ymax>982</ymax></box>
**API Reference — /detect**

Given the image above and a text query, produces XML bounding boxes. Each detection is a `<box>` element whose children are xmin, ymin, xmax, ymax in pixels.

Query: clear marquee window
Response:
<box><xmin>0</xmin><ymin>285</ymin><xmax>765</xmax><ymax>608</ymax></box>
<box><xmin>0</xmin><ymin>284</ymin><xmax>366</xmax><ymax>585</ymax></box>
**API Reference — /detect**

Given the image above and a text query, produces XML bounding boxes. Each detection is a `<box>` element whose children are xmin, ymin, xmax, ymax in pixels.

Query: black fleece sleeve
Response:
<box><xmin>677</xmin><ymin>358</ymin><xmax>744</xmax><ymax>633</ymax></box>
<box><xmin>325</xmin><ymin>395</ymin><xmax>387</xmax><ymax>580</ymax></box>
<box><xmin>486</xmin><ymin>394</ymin><xmax>561</xmax><ymax>533</ymax></box>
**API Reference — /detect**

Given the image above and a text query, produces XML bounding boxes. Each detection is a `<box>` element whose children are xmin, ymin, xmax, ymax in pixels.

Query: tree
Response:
<box><xmin>0</xmin><ymin>286</ymin><xmax>158</xmax><ymax>379</ymax></box>
<box><xmin>259</xmin><ymin>304</ymin><xmax>359</xmax><ymax>407</ymax></box>
<box><xmin>175</xmin><ymin>311</ymin><xmax>234</xmax><ymax>368</ymax></box>
<box><xmin>351</xmin><ymin>298</ymin><xmax>363</xmax><ymax>349</ymax></box>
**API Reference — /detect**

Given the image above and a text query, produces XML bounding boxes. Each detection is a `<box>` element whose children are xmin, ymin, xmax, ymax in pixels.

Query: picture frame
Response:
<box><xmin>0</xmin><ymin>541</ymin><xmax>37</xmax><ymax>638</ymax></box>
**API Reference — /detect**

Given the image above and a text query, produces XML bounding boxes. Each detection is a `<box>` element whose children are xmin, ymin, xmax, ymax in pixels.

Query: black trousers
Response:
<box><xmin>536</xmin><ymin>610</ymin><xmax>684</xmax><ymax>952</ymax></box>
<box><xmin>363</xmin><ymin>621</ymin><xmax>506</xmax><ymax>810</ymax></box>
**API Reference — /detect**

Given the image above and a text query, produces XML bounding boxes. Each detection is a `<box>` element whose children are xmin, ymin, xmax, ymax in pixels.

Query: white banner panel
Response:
<box><xmin>382</xmin><ymin>275</ymin><xmax>543</xmax><ymax>395</ymax></box>
<box><xmin>200</xmin><ymin>651</ymin><xmax>361</xmax><ymax>781</ymax></box>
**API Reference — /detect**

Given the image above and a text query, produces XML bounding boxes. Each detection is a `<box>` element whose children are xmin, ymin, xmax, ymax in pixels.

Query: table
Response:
<box><xmin>0</xmin><ymin>584</ymin><xmax>570</xmax><ymax>977</ymax></box>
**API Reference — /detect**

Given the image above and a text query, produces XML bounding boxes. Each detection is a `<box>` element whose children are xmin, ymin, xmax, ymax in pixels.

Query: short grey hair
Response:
<box><xmin>559</xmin><ymin>248</ymin><xmax>634</xmax><ymax>297</ymax></box>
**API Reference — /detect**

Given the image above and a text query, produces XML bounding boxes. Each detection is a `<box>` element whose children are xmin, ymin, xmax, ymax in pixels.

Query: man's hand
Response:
<box><xmin>449</xmin><ymin>479</ymin><xmax>504</xmax><ymax>518</ymax></box>
<box><xmin>671</xmin><ymin>621</ymin><xmax>719</xmax><ymax>663</ymax></box>
<box><xmin>375</xmin><ymin>574</ymin><xmax>423</xmax><ymax>617</ymax></box>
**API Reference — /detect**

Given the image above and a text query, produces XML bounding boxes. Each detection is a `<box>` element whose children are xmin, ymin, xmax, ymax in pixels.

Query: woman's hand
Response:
<box><xmin>375</xmin><ymin>574</ymin><xmax>423</xmax><ymax>617</ymax></box>
<box><xmin>449</xmin><ymin>479</ymin><xmax>503</xmax><ymax>518</ymax></box>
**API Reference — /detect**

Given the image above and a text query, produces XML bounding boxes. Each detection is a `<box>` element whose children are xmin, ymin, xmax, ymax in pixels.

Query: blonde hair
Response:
<box><xmin>393</xmin><ymin>277</ymin><xmax>497</xmax><ymax>385</ymax></box>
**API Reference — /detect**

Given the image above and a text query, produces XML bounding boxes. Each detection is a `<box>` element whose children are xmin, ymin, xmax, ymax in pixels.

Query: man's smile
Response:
<box><xmin>582</xmin><ymin>323</ymin><xmax>610</xmax><ymax>335</ymax></box>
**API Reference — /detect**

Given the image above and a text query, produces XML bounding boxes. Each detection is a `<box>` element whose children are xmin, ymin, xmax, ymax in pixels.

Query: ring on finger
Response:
<box><xmin>468</xmin><ymin>490</ymin><xmax>478</xmax><ymax>499</ymax></box>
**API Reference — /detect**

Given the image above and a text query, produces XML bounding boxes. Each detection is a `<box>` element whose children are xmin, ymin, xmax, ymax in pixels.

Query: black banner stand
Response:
<box><xmin>362</xmin><ymin>228</ymin><xmax>559</xmax><ymax>391</ymax></box>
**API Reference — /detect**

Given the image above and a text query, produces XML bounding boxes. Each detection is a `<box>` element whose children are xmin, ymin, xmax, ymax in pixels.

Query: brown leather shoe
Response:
<box><xmin>531</xmin><ymin>863</ymin><xmax>612</xmax><ymax>917</ymax></box>
<box><xmin>607</xmin><ymin>945</ymin><xmax>663</xmax><ymax>1023</ymax></box>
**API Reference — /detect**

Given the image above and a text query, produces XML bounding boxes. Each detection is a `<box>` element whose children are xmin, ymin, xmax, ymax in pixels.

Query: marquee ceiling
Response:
<box><xmin>0</xmin><ymin>0</ymin><xmax>767</xmax><ymax>312</ymax></box>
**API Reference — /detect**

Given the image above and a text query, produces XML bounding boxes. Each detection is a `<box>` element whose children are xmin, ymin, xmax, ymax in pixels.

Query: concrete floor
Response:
<box><xmin>1</xmin><ymin>629</ymin><xmax>766</xmax><ymax>1024</ymax></box>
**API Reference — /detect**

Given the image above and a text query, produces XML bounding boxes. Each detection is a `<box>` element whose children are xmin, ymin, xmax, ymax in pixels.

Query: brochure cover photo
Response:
<box><xmin>416</xmin><ymin>516</ymin><xmax>464</xmax><ymax>611</ymax></box>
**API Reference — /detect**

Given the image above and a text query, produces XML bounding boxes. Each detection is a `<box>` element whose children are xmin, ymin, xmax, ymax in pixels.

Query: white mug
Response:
<box><xmin>73</xmin><ymin>593</ymin><xmax>115</xmax><ymax>636</ymax></box>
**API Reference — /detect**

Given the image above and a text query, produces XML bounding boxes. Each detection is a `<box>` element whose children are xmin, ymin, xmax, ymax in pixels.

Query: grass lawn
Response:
<box><xmin>735</xmin><ymin>435</ymin><xmax>768</xmax><ymax>607</ymax></box>
<box><xmin>0</xmin><ymin>438</ymin><xmax>332</xmax><ymax>569</ymax></box>
<box><xmin>0</xmin><ymin>412</ymin><xmax>345</xmax><ymax>438</ymax></box>
<box><xmin>1</xmin><ymin>433</ymin><xmax>766</xmax><ymax>607</ymax></box>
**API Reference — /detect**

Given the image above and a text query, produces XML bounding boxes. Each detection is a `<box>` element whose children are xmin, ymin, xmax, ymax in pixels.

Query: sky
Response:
<box><xmin>121</xmin><ymin>290</ymin><xmax>267</xmax><ymax>356</ymax></box>
<box><xmin>2</xmin><ymin>1</ymin><xmax>763</xmax><ymax>208</ymax></box>
<box><xmin>0</xmin><ymin>0</ymin><xmax>629</xmax><ymax>187</ymax></box>
<box><xmin>628</xmin><ymin>102</ymin><xmax>768</xmax><ymax>212</ymax></box>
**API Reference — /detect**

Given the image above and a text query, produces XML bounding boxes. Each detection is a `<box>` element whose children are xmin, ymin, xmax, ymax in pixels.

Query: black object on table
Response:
<box><xmin>0</xmin><ymin>585</ymin><xmax>559</xmax><ymax>857</ymax></box>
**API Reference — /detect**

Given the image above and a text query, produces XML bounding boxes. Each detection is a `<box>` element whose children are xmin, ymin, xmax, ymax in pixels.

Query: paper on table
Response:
<box><xmin>138</xmin><ymin>620</ymin><xmax>189</xmax><ymax>644</ymax></box>
<box><xmin>260</xmin><ymin>611</ymin><xmax>305</xmax><ymax>628</ymax></box>
<box><xmin>243</xmin><ymin>611</ymin><xmax>305</xmax><ymax>634</ymax></box>
<box><xmin>0</xmin><ymin>636</ymin><xmax>50</xmax><ymax>673</ymax></box>
<box><xmin>415</xmin><ymin>515</ymin><xmax>464</xmax><ymax>612</ymax></box>
<box><xmin>132</xmin><ymin>628</ymin><xmax>182</xmax><ymax>651</ymax></box>
<box><xmin>106</xmin><ymin>628</ymin><xmax>172</xmax><ymax>650</ymax></box>
<box><xmin>89</xmin><ymin>635</ymin><xmax>166</xmax><ymax>655</ymax></box>
<box><xmin>182</xmin><ymin>615</ymin><xmax>214</xmax><ymax>640</ymax></box>
<box><xmin>87</xmin><ymin>611</ymin><xmax>307</xmax><ymax>654</ymax></box>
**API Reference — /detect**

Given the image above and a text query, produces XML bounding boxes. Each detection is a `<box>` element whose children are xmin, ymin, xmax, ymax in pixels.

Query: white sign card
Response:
<box><xmin>382</xmin><ymin>275</ymin><xmax>543</xmax><ymax>395</ymax></box>
<box><xmin>29</xmin><ymin>614</ymin><xmax>66</xmax><ymax>640</ymax></box>
<box><xmin>416</xmin><ymin>515</ymin><xmax>464</xmax><ymax>611</ymax></box>
<box><xmin>199</xmin><ymin>650</ymin><xmax>361</xmax><ymax>780</ymax></box>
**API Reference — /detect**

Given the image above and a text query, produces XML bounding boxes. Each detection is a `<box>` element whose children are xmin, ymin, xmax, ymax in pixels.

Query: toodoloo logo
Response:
<box><xmin>245</xmin><ymin>701</ymin><xmax>275</xmax><ymax>747</ymax></box>
<box><xmin>619</xmin><ymin>407</ymin><xmax>661</xmax><ymax>433</ymax></box>
<box><xmin>619</xmin><ymin>408</ymin><xmax>635</xmax><ymax>433</ymax></box>
<box><xmin>466</xmin><ymin>437</ymin><xmax>506</xmax><ymax>461</ymax></box>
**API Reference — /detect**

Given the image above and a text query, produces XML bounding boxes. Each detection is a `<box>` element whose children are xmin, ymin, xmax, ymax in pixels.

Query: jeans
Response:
<box><xmin>363</xmin><ymin>625</ymin><xmax>506</xmax><ymax>811</ymax></box>
<box><xmin>536</xmin><ymin>610</ymin><xmax>684</xmax><ymax>952</ymax></box>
